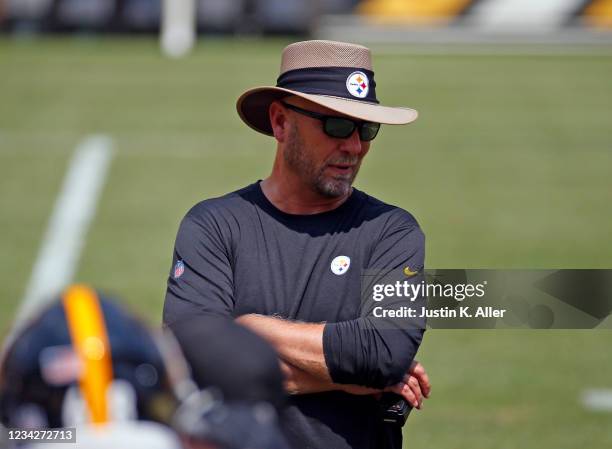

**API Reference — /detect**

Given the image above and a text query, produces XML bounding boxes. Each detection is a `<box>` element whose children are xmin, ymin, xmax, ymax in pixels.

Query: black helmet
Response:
<box><xmin>0</xmin><ymin>284</ymin><xmax>191</xmax><ymax>430</ymax></box>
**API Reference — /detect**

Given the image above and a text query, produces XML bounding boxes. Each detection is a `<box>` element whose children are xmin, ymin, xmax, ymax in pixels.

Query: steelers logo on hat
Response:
<box><xmin>346</xmin><ymin>71</ymin><xmax>369</xmax><ymax>99</ymax></box>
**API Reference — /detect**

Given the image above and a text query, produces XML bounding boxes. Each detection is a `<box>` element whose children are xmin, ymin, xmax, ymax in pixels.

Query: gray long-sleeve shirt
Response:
<box><xmin>164</xmin><ymin>181</ymin><xmax>425</xmax><ymax>449</ymax></box>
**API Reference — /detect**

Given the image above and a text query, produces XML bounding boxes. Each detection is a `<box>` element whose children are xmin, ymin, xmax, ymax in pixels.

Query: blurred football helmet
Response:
<box><xmin>0</xmin><ymin>284</ymin><xmax>194</xmax><ymax>431</ymax></box>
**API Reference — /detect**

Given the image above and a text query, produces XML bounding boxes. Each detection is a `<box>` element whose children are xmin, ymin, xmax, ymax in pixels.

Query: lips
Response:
<box><xmin>327</xmin><ymin>164</ymin><xmax>355</xmax><ymax>176</ymax></box>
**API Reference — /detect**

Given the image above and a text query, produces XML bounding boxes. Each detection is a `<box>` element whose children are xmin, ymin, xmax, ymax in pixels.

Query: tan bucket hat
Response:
<box><xmin>236</xmin><ymin>40</ymin><xmax>418</xmax><ymax>136</ymax></box>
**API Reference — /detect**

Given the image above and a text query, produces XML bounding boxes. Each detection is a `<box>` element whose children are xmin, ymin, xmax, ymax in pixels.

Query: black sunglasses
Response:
<box><xmin>281</xmin><ymin>101</ymin><xmax>381</xmax><ymax>142</ymax></box>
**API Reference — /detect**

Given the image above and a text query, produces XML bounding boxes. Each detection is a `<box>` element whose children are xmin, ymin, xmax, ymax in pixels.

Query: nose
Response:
<box><xmin>338</xmin><ymin>128</ymin><xmax>363</xmax><ymax>155</ymax></box>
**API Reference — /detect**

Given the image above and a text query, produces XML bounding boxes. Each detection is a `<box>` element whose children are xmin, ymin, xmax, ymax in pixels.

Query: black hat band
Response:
<box><xmin>276</xmin><ymin>67</ymin><xmax>379</xmax><ymax>104</ymax></box>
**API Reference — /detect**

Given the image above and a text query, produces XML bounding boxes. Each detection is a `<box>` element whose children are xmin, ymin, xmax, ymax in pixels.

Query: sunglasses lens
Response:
<box><xmin>325</xmin><ymin>118</ymin><xmax>356</xmax><ymax>138</ymax></box>
<box><xmin>359</xmin><ymin>122</ymin><xmax>380</xmax><ymax>141</ymax></box>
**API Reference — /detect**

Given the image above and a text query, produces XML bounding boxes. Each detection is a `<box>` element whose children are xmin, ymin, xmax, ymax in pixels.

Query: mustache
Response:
<box><xmin>326</xmin><ymin>157</ymin><xmax>359</xmax><ymax>165</ymax></box>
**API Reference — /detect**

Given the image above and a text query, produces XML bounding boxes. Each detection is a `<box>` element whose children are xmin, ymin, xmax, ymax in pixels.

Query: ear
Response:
<box><xmin>269</xmin><ymin>100</ymin><xmax>289</xmax><ymax>142</ymax></box>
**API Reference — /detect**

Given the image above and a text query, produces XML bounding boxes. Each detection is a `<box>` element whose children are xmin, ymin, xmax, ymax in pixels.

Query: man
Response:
<box><xmin>164</xmin><ymin>40</ymin><xmax>430</xmax><ymax>449</ymax></box>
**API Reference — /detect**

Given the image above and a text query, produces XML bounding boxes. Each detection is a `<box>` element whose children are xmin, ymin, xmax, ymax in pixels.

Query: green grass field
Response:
<box><xmin>1</xmin><ymin>37</ymin><xmax>611</xmax><ymax>448</ymax></box>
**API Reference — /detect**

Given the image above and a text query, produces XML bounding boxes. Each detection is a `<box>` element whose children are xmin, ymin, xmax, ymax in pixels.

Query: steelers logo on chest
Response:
<box><xmin>330</xmin><ymin>256</ymin><xmax>351</xmax><ymax>275</ymax></box>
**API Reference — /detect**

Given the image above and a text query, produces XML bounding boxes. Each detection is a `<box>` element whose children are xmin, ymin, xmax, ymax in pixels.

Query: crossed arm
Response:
<box><xmin>235</xmin><ymin>314</ymin><xmax>431</xmax><ymax>409</ymax></box>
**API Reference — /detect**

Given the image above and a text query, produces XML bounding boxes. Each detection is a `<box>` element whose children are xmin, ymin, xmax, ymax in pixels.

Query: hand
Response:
<box><xmin>338</xmin><ymin>360</ymin><xmax>431</xmax><ymax>410</ymax></box>
<box><xmin>384</xmin><ymin>360</ymin><xmax>431</xmax><ymax>409</ymax></box>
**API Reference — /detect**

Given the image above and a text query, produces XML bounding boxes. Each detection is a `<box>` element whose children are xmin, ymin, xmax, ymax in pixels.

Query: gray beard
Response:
<box><xmin>284</xmin><ymin>124</ymin><xmax>358</xmax><ymax>198</ymax></box>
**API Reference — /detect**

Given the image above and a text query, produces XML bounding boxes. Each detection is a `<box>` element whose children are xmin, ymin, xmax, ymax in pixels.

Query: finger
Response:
<box><xmin>401</xmin><ymin>382</ymin><xmax>420</xmax><ymax>409</ymax></box>
<box><xmin>406</xmin><ymin>376</ymin><xmax>422</xmax><ymax>408</ymax></box>
<box><xmin>409</xmin><ymin>361</ymin><xmax>431</xmax><ymax>398</ymax></box>
<box><xmin>391</xmin><ymin>382</ymin><xmax>419</xmax><ymax>409</ymax></box>
<box><xmin>419</xmin><ymin>372</ymin><xmax>431</xmax><ymax>398</ymax></box>
<box><xmin>412</xmin><ymin>369</ymin><xmax>431</xmax><ymax>398</ymax></box>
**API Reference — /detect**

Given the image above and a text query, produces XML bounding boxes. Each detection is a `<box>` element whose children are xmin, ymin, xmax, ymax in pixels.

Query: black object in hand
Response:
<box><xmin>379</xmin><ymin>393</ymin><xmax>413</xmax><ymax>426</ymax></box>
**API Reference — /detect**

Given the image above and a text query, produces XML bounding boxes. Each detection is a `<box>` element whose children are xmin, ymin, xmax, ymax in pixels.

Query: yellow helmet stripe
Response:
<box><xmin>63</xmin><ymin>285</ymin><xmax>113</xmax><ymax>424</ymax></box>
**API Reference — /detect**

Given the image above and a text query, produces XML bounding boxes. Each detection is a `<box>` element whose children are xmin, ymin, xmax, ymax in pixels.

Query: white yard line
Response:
<box><xmin>14</xmin><ymin>134</ymin><xmax>115</xmax><ymax>328</ymax></box>
<box><xmin>581</xmin><ymin>389</ymin><xmax>612</xmax><ymax>412</ymax></box>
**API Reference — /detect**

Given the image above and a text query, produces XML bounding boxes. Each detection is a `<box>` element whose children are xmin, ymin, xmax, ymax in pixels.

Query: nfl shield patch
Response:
<box><xmin>174</xmin><ymin>260</ymin><xmax>185</xmax><ymax>279</ymax></box>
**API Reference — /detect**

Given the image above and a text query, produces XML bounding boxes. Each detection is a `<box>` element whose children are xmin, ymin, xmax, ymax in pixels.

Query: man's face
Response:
<box><xmin>282</xmin><ymin>98</ymin><xmax>371</xmax><ymax>198</ymax></box>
